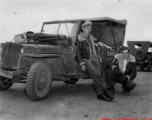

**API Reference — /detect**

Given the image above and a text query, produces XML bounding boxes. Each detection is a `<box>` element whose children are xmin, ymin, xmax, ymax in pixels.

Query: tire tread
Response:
<box><xmin>26</xmin><ymin>62</ymin><xmax>42</xmax><ymax>101</ymax></box>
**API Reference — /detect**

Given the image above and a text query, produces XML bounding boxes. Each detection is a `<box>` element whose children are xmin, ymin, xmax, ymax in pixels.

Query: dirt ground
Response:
<box><xmin>0</xmin><ymin>71</ymin><xmax>152</xmax><ymax>120</ymax></box>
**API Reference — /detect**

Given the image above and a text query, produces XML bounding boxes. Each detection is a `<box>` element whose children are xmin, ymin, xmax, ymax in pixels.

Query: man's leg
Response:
<box><xmin>85</xmin><ymin>58</ymin><xmax>114</xmax><ymax>101</ymax></box>
<box><xmin>105</xmin><ymin>68</ymin><xmax>128</xmax><ymax>93</ymax></box>
<box><xmin>122</xmin><ymin>80</ymin><xmax>137</xmax><ymax>93</ymax></box>
<box><xmin>111</xmin><ymin>69</ymin><xmax>128</xmax><ymax>93</ymax></box>
<box><xmin>105</xmin><ymin>69</ymin><xmax>116</xmax><ymax>94</ymax></box>
<box><xmin>106</xmin><ymin>69</ymin><xmax>116</xmax><ymax>87</ymax></box>
<box><xmin>85</xmin><ymin>60</ymin><xmax>107</xmax><ymax>95</ymax></box>
<box><xmin>114</xmin><ymin>69</ymin><xmax>136</xmax><ymax>93</ymax></box>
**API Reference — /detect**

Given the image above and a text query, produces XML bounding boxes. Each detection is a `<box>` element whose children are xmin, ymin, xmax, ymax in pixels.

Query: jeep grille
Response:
<box><xmin>1</xmin><ymin>42</ymin><xmax>21</xmax><ymax>69</ymax></box>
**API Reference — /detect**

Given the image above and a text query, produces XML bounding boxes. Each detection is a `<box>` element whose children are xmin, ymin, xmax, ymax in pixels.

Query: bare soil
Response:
<box><xmin>0</xmin><ymin>72</ymin><xmax>152</xmax><ymax>120</ymax></box>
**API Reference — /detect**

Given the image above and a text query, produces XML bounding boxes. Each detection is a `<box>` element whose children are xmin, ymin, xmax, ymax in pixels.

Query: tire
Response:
<box><xmin>25</xmin><ymin>62</ymin><xmax>52</xmax><ymax>101</ymax></box>
<box><xmin>135</xmin><ymin>49</ymin><xmax>146</xmax><ymax>61</ymax></box>
<box><xmin>0</xmin><ymin>76</ymin><xmax>13</xmax><ymax>91</ymax></box>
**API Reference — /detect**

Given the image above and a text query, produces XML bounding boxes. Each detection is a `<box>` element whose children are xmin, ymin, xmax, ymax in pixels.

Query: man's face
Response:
<box><xmin>82</xmin><ymin>25</ymin><xmax>92</xmax><ymax>35</ymax></box>
<box><xmin>121</xmin><ymin>50</ymin><xmax>130</xmax><ymax>59</ymax></box>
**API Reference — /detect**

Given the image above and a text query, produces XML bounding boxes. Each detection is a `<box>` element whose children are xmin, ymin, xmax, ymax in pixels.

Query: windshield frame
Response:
<box><xmin>40</xmin><ymin>20</ymin><xmax>81</xmax><ymax>46</ymax></box>
<box><xmin>41</xmin><ymin>20</ymin><xmax>81</xmax><ymax>36</ymax></box>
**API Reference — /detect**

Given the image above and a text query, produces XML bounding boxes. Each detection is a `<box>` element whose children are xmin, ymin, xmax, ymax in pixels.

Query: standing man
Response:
<box><xmin>106</xmin><ymin>46</ymin><xmax>137</xmax><ymax>94</ymax></box>
<box><xmin>76</xmin><ymin>20</ymin><xmax>114</xmax><ymax>101</ymax></box>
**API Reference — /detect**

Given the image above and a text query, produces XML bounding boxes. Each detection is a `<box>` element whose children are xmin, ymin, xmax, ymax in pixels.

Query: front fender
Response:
<box><xmin>19</xmin><ymin>55</ymin><xmax>65</xmax><ymax>79</ymax></box>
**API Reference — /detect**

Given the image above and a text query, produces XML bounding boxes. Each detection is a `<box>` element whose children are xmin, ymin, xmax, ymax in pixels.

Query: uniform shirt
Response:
<box><xmin>123</xmin><ymin>59</ymin><xmax>128</xmax><ymax>72</ymax></box>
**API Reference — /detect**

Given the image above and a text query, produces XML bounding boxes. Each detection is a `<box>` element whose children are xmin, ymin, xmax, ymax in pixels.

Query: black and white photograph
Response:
<box><xmin>0</xmin><ymin>0</ymin><xmax>152</xmax><ymax>120</ymax></box>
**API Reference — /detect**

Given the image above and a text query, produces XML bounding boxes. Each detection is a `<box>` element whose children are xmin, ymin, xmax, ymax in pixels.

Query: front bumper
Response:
<box><xmin>0</xmin><ymin>69</ymin><xmax>25</xmax><ymax>79</ymax></box>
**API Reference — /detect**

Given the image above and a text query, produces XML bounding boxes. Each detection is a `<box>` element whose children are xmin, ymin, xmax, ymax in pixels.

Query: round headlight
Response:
<box><xmin>20</xmin><ymin>48</ymin><xmax>24</xmax><ymax>54</ymax></box>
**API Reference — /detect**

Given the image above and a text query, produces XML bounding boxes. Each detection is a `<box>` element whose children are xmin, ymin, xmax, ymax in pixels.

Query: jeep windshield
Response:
<box><xmin>41</xmin><ymin>21</ymin><xmax>80</xmax><ymax>37</ymax></box>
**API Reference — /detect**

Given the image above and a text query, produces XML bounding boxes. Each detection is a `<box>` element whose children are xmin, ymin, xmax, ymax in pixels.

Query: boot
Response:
<box><xmin>97</xmin><ymin>93</ymin><xmax>111</xmax><ymax>101</ymax></box>
<box><xmin>107</xmin><ymin>86</ymin><xmax>115</xmax><ymax>95</ymax></box>
<box><xmin>104</xmin><ymin>90</ymin><xmax>115</xmax><ymax>100</ymax></box>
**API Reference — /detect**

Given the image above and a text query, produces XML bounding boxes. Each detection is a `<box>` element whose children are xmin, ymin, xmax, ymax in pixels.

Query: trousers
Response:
<box><xmin>85</xmin><ymin>56</ymin><xmax>107</xmax><ymax>95</ymax></box>
<box><xmin>106</xmin><ymin>68</ymin><xmax>134</xmax><ymax>86</ymax></box>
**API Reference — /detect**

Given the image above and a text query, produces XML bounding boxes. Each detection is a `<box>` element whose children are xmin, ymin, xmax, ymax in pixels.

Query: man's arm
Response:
<box><xmin>106</xmin><ymin>54</ymin><xmax>119</xmax><ymax>70</ymax></box>
<box><xmin>91</xmin><ymin>34</ymin><xmax>112</xmax><ymax>49</ymax></box>
<box><xmin>75</xmin><ymin>40</ymin><xmax>85</xmax><ymax>66</ymax></box>
<box><xmin>95</xmin><ymin>40</ymin><xmax>112</xmax><ymax>49</ymax></box>
<box><xmin>126</xmin><ymin>63</ymin><xmax>137</xmax><ymax>80</ymax></box>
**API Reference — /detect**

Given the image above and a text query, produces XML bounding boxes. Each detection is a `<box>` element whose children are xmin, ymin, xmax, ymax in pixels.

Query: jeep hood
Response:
<box><xmin>14</xmin><ymin>32</ymin><xmax>66</xmax><ymax>45</ymax></box>
<box><xmin>33</xmin><ymin>33</ymin><xmax>66</xmax><ymax>44</ymax></box>
<box><xmin>22</xmin><ymin>43</ymin><xmax>63</xmax><ymax>54</ymax></box>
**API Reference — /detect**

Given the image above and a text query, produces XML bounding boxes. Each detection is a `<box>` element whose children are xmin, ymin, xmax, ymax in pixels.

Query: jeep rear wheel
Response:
<box><xmin>0</xmin><ymin>76</ymin><xmax>13</xmax><ymax>91</ymax></box>
<box><xmin>25</xmin><ymin>62</ymin><xmax>52</xmax><ymax>101</ymax></box>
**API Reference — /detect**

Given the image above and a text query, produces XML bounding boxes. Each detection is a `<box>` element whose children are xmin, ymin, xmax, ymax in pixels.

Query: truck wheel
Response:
<box><xmin>0</xmin><ymin>76</ymin><xmax>13</xmax><ymax>91</ymax></box>
<box><xmin>26</xmin><ymin>62</ymin><xmax>52</xmax><ymax>101</ymax></box>
<box><xmin>135</xmin><ymin>49</ymin><xmax>146</xmax><ymax>61</ymax></box>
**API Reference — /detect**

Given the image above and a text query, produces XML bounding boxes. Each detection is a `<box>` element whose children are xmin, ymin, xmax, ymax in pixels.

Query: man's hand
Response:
<box><xmin>121</xmin><ymin>76</ymin><xmax>128</xmax><ymax>84</ymax></box>
<box><xmin>125</xmin><ymin>75</ymin><xmax>130</xmax><ymax>81</ymax></box>
<box><xmin>81</xmin><ymin>65</ymin><xmax>86</xmax><ymax>72</ymax></box>
<box><xmin>111</xmin><ymin>65</ymin><xmax>117</xmax><ymax>71</ymax></box>
<box><xmin>96</xmin><ymin>42</ymin><xmax>112</xmax><ymax>49</ymax></box>
<box><xmin>121</xmin><ymin>75</ymin><xmax>130</xmax><ymax>84</ymax></box>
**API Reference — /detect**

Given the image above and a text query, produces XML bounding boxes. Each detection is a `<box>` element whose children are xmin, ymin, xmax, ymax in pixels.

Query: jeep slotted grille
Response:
<box><xmin>1</xmin><ymin>42</ymin><xmax>21</xmax><ymax>69</ymax></box>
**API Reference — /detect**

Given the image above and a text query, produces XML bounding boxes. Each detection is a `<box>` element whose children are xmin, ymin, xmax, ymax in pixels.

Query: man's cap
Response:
<box><xmin>82</xmin><ymin>20</ymin><xmax>92</xmax><ymax>28</ymax></box>
<box><xmin>119</xmin><ymin>46</ymin><xmax>130</xmax><ymax>52</ymax></box>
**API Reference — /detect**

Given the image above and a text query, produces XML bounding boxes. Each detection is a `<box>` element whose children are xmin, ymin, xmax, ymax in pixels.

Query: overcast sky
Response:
<box><xmin>0</xmin><ymin>0</ymin><xmax>152</xmax><ymax>45</ymax></box>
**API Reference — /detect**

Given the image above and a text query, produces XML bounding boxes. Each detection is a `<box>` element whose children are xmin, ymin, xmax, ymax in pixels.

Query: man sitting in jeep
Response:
<box><xmin>76</xmin><ymin>20</ymin><xmax>114</xmax><ymax>101</ymax></box>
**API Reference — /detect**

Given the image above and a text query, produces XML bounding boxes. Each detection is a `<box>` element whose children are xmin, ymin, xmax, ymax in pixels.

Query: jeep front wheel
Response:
<box><xmin>0</xmin><ymin>76</ymin><xmax>13</xmax><ymax>91</ymax></box>
<box><xmin>25</xmin><ymin>62</ymin><xmax>52</xmax><ymax>101</ymax></box>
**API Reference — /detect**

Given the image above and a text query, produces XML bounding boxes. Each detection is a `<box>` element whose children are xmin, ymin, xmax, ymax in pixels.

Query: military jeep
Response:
<box><xmin>0</xmin><ymin>17</ymin><xmax>127</xmax><ymax>101</ymax></box>
<box><xmin>127</xmin><ymin>41</ymin><xmax>152</xmax><ymax>71</ymax></box>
